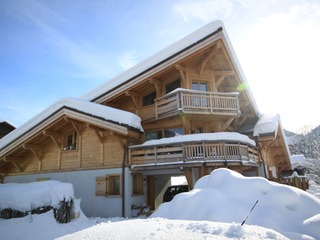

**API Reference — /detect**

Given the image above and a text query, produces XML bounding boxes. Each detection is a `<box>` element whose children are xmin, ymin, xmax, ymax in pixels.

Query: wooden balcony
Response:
<box><xmin>129</xmin><ymin>136</ymin><xmax>259</xmax><ymax>169</ymax></box>
<box><xmin>155</xmin><ymin>89</ymin><xmax>240</xmax><ymax>119</ymax></box>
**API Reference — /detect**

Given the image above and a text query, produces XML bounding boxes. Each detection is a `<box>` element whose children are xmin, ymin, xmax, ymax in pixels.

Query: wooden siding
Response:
<box><xmin>3</xmin><ymin>126</ymin><xmax>126</xmax><ymax>175</ymax></box>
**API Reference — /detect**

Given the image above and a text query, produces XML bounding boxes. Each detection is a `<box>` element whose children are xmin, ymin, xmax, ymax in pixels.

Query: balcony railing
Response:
<box><xmin>129</xmin><ymin>139</ymin><xmax>259</xmax><ymax>168</ymax></box>
<box><xmin>155</xmin><ymin>88</ymin><xmax>240</xmax><ymax>119</ymax></box>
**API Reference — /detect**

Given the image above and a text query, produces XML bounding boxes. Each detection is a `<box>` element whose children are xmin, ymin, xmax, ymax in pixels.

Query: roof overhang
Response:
<box><xmin>82</xmin><ymin>20</ymin><xmax>260</xmax><ymax>116</ymax></box>
<box><xmin>0</xmin><ymin>98</ymin><xmax>143</xmax><ymax>158</ymax></box>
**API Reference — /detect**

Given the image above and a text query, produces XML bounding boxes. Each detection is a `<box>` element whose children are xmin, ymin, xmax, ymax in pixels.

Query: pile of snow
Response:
<box><xmin>151</xmin><ymin>168</ymin><xmax>320</xmax><ymax>240</ymax></box>
<box><xmin>1</xmin><ymin>169</ymin><xmax>320</xmax><ymax>240</ymax></box>
<box><xmin>0</xmin><ymin>180</ymin><xmax>74</xmax><ymax>212</ymax></box>
<box><xmin>58</xmin><ymin>218</ymin><xmax>288</xmax><ymax>240</ymax></box>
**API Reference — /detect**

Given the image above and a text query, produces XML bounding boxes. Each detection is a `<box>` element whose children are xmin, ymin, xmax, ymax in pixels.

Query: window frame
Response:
<box><xmin>63</xmin><ymin>130</ymin><xmax>78</xmax><ymax>151</ymax></box>
<box><xmin>144</xmin><ymin>128</ymin><xmax>183</xmax><ymax>141</ymax></box>
<box><xmin>132</xmin><ymin>173</ymin><xmax>144</xmax><ymax>196</ymax></box>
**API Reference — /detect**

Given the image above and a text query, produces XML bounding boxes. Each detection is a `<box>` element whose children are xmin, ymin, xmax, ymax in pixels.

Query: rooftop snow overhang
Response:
<box><xmin>82</xmin><ymin>20</ymin><xmax>260</xmax><ymax>116</ymax></box>
<box><xmin>130</xmin><ymin>132</ymin><xmax>256</xmax><ymax>149</ymax></box>
<box><xmin>253</xmin><ymin>113</ymin><xmax>292</xmax><ymax>170</ymax></box>
<box><xmin>0</xmin><ymin>98</ymin><xmax>143</xmax><ymax>158</ymax></box>
<box><xmin>253</xmin><ymin>113</ymin><xmax>280</xmax><ymax>140</ymax></box>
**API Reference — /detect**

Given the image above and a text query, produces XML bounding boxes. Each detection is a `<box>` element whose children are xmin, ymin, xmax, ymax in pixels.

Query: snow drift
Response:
<box><xmin>151</xmin><ymin>168</ymin><xmax>320</xmax><ymax>240</ymax></box>
<box><xmin>0</xmin><ymin>180</ymin><xmax>74</xmax><ymax>212</ymax></box>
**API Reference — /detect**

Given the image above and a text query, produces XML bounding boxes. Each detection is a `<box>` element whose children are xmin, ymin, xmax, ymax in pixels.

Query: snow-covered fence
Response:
<box><xmin>271</xmin><ymin>172</ymin><xmax>309</xmax><ymax>191</ymax></box>
<box><xmin>0</xmin><ymin>180</ymin><xmax>74</xmax><ymax>223</ymax></box>
<box><xmin>282</xmin><ymin>172</ymin><xmax>309</xmax><ymax>191</ymax></box>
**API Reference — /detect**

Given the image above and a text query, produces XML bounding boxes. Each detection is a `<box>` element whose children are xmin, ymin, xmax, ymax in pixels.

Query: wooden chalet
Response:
<box><xmin>0</xmin><ymin>21</ymin><xmax>292</xmax><ymax>217</ymax></box>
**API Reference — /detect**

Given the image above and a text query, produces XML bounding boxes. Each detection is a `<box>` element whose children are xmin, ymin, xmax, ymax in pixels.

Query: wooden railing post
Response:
<box><xmin>154</xmin><ymin>146</ymin><xmax>157</xmax><ymax>164</ymax></box>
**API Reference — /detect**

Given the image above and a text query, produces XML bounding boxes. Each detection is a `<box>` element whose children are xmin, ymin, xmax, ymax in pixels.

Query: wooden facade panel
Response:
<box><xmin>61</xmin><ymin>151</ymin><xmax>79</xmax><ymax>169</ymax></box>
<box><xmin>139</xmin><ymin>106</ymin><xmax>155</xmax><ymax>121</ymax></box>
<box><xmin>103</xmin><ymin>139</ymin><xmax>124</xmax><ymax>167</ymax></box>
<box><xmin>81</xmin><ymin>128</ymin><xmax>102</xmax><ymax>168</ymax></box>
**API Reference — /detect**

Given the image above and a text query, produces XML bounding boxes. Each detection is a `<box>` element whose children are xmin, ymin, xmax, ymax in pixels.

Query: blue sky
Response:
<box><xmin>1</xmin><ymin>0</ymin><xmax>319</xmax><ymax>132</ymax></box>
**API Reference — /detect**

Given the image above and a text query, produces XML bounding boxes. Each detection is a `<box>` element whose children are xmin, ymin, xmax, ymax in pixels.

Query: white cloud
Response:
<box><xmin>118</xmin><ymin>50</ymin><xmax>139</xmax><ymax>70</ymax></box>
<box><xmin>173</xmin><ymin>0</ymin><xmax>234</xmax><ymax>23</ymax></box>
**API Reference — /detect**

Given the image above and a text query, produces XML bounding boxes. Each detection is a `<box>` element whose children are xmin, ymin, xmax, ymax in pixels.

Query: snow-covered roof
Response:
<box><xmin>0</xmin><ymin>120</ymin><xmax>16</xmax><ymax>128</ymax></box>
<box><xmin>291</xmin><ymin>154</ymin><xmax>307</xmax><ymax>165</ymax></box>
<box><xmin>0</xmin><ymin>180</ymin><xmax>74</xmax><ymax>212</ymax></box>
<box><xmin>131</xmin><ymin>132</ymin><xmax>256</xmax><ymax>148</ymax></box>
<box><xmin>0</xmin><ymin>98</ymin><xmax>143</xmax><ymax>153</ymax></box>
<box><xmin>82</xmin><ymin>20</ymin><xmax>259</xmax><ymax>115</ymax></box>
<box><xmin>253</xmin><ymin>113</ymin><xmax>279</xmax><ymax>137</ymax></box>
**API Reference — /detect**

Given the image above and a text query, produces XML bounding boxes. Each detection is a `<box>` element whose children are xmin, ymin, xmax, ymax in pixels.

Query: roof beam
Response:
<box><xmin>175</xmin><ymin>64</ymin><xmax>187</xmax><ymax>86</ymax></box>
<box><xmin>22</xmin><ymin>143</ymin><xmax>43</xmax><ymax>162</ymax></box>
<box><xmin>64</xmin><ymin>117</ymin><xmax>86</xmax><ymax>135</ymax></box>
<box><xmin>198</xmin><ymin>44</ymin><xmax>219</xmax><ymax>74</ymax></box>
<box><xmin>149</xmin><ymin>78</ymin><xmax>162</xmax><ymax>97</ymax></box>
<box><xmin>43</xmin><ymin>130</ymin><xmax>62</xmax><ymax>148</ymax></box>
<box><xmin>125</xmin><ymin>91</ymin><xmax>140</xmax><ymax>109</ymax></box>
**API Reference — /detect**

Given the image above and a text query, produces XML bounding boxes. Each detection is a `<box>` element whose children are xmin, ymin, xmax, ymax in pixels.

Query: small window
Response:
<box><xmin>64</xmin><ymin>131</ymin><xmax>77</xmax><ymax>151</ymax></box>
<box><xmin>166</xmin><ymin>79</ymin><xmax>180</xmax><ymax>93</ymax></box>
<box><xmin>107</xmin><ymin>175</ymin><xmax>121</xmax><ymax>196</ymax></box>
<box><xmin>132</xmin><ymin>174</ymin><xmax>144</xmax><ymax>195</ymax></box>
<box><xmin>142</xmin><ymin>91</ymin><xmax>156</xmax><ymax>106</ymax></box>
<box><xmin>95</xmin><ymin>175</ymin><xmax>122</xmax><ymax>197</ymax></box>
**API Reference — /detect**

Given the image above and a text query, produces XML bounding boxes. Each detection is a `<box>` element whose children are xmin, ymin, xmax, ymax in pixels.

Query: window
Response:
<box><xmin>145</xmin><ymin>128</ymin><xmax>183</xmax><ymax>141</ymax></box>
<box><xmin>164</xmin><ymin>128</ymin><xmax>183</xmax><ymax>137</ymax></box>
<box><xmin>192</xmin><ymin>82</ymin><xmax>207</xmax><ymax>91</ymax></box>
<box><xmin>108</xmin><ymin>175</ymin><xmax>121</xmax><ymax>196</ymax></box>
<box><xmin>166</xmin><ymin>79</ymin><xmax>181</xmax><ymax>93</ymax></box>
<box><xmin>64</xmin><ymin>131</ymin><xmax>77</xmax><ymax>150</ymax></box>
<box><xmin>95</xmin><ymin>175</ymin><xmax>122</xmax><ymax>196</ymax></box>
<box><xmin>142</xmin><ymin>91</ymin><xmax>156</xmax><ymax>106</ymax></box>
<box><xmin>132</xmin><ymin>174</ymin><xmax>144</xmax><ymax>195</ymax></box>
<box><xmin>145</xmin><ymin>130</ymin><xmax>163</xmax><ymax>141</ymax></box>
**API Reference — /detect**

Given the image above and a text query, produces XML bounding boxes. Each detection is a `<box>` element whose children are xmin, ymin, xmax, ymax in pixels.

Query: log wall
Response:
<box><xmin>5</xmin><ymin>127</ymin><xmax>126</xmax><ymax>175</ymax></box>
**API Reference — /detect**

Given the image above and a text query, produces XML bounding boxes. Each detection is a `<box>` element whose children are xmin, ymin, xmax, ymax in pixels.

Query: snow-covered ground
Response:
<box><xmin>1</xmin><ymin>169</ymin><xmax>320</xmax><ymax>240</ymax></box>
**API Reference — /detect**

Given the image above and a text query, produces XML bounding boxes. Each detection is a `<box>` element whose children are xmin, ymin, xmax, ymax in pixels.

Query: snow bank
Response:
<box><xmin>151</xmin><ymin>168</ymin><xmax>320</xmax><ymax>240</ymax></box>
<box><xmin>0</xmin><ymin>180</ymin><xmax>74</xmax><ymax>212</ymax></box>
<box><xmin>131</xmin><ymin>132</ymin><xmax>256</xmax><ymax>148</ymax></box>
<box><xmin>58</xmin><ymin>218</ymin><xmax>288</xmax><ymax>240</ymax></box>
